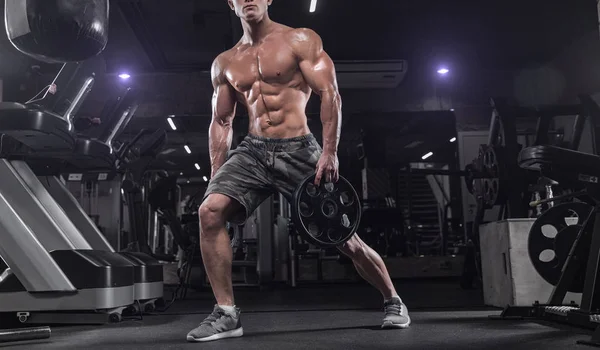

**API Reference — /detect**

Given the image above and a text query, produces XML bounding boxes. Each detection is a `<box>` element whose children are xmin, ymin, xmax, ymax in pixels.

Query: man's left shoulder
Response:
<box><xmin>284</xmin><ymin>28</ymin><xmax>323</xmax><ymax>57</ymax></box>
<box><xmin>285</xmin><ymin>27</ymin><xmax>322</xmax><ymax>43</ymax></box>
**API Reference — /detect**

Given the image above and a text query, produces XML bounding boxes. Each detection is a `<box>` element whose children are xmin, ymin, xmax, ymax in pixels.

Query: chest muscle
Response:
<box><xmin>225</xmin><ymin>41</ymin><xmax>298</xmax><ymax>93</ymax></box>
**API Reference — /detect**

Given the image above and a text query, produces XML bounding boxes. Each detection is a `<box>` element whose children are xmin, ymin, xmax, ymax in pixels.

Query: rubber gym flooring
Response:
<box><xmin>2</xmin><ymin>280</ymin><xmax>593</xmax><ymax>349</ymax></box>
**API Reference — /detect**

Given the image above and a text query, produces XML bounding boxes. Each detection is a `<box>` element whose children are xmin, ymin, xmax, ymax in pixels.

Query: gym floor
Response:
<box><xmin>2</xmin><ymin>280</ymin><xmax>592</xmax><ymax>349</ymax></box>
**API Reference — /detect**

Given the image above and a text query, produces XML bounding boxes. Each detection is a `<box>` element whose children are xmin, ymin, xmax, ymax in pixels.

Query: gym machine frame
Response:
<box><xmin>491</xmin><ymin>178</ymin><xmax>600</xmax><ymax>347</ymax></box>
<box><xmin>461</xmin><ymin>97</ymin><xmax>594</xmax><ymax>287</ymax></box>
<box><xmin>489</xmin><ymin>95</ymin><xmax>600</xmax><ymax>347</ymax></box>
<box><xmin>389</xmin><ymin>95</ymin><xmax>600</xmax><ymax>288</ymax></box>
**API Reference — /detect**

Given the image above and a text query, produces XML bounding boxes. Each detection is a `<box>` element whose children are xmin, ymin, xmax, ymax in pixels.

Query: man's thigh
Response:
<box><xmin>204</xmin><ymin>147</ymin><xmax>273</xmax><ymax>224</ymax></box>
<box><xmin>272</xmin><ymin>138</ymin><xmax>322</xmax><ymax>202</ymax></box>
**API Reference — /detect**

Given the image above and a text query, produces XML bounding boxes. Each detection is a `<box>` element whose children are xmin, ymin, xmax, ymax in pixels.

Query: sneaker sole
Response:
<box><xmin>382</xmin><ymin>319</ymin><xmax>411</xmax><ymax>329</ymax></box>
<box><xmin>186</xmin><ymin>327</ymin><xmax>244</xmax><ymax>342</ymax></box>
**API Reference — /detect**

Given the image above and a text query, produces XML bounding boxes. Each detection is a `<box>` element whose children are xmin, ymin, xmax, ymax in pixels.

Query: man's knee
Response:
<box><xmin>338</xmin><ymin>235</ymin><xmax>367</xmax><ymax>259</ymax></box>
<box><xmin>198</xmin><ymin>194</ymin><xmax>233</xmax><ymax>234</ymax></box>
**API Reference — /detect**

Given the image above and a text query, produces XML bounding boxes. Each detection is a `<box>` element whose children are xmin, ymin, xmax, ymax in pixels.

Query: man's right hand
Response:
<box><xmin>314</xmin><ymin>151</ymin><xmax>339</xmax><ymax>186</ymax></box>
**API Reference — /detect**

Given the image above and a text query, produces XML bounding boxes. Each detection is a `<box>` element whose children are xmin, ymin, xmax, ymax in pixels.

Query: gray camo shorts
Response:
<box><xmin>203</xmin><ymin>134</ymin><xmax>322</xmax><ymax>224</ymax></box>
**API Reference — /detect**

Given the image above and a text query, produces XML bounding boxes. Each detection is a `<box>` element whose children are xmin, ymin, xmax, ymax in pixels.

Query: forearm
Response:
<box><xmin>209</xmin><ymin>118</ymin><xmax>233</xmax><ymax>176</ymax></box>
<box><xmin>320</xmin><ymin>90</ymin><xmax>342</xmax><ymax>154</ymax></box>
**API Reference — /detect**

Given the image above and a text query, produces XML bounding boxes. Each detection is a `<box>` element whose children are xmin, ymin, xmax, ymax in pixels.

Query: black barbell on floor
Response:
<box><xmin>0</xmin><ymin>326</ymin><xmax>51</xmax><ymax>343</ymax></box>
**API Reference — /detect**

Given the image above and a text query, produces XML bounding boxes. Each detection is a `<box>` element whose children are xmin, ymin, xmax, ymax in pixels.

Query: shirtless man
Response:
<box><xmin>186</xmin><ymin>0</ymin><xmax>410</xmax><ymax>342</ymax></box>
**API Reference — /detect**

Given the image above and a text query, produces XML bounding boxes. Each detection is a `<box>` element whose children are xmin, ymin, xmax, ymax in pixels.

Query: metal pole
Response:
<box><xmin>0</xmin><ymin>327</ymin><xmax>51</xmax><ymax>343</ymax></box>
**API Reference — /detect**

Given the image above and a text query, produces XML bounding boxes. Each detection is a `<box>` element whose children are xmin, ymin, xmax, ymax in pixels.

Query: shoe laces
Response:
<box><xmin>201</xmin><ymin>308</ymin><xmax>227</xmax><ymax>325</ymax></box>
<box><xmin>384</xmin><ymin>302</ymin><xmax>403</xmax><ymax>316</ymax></box>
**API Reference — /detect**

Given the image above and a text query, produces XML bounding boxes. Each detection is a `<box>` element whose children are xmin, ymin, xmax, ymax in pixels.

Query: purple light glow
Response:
<box><xmin>437</xmin><ymin>68</ymin><xmax>449</xmax><ymax>75</ymax></box>
<box><xmin>118</xmin><ymin>73</ymin><xmax>131</xmax><ymax>80</ymax></box>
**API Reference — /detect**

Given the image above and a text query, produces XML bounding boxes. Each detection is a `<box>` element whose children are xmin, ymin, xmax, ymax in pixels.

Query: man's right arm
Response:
<box><xmin>209</xmin><ymin>54</ymin><xmax>237</xmax><ymax>177</ymax></box>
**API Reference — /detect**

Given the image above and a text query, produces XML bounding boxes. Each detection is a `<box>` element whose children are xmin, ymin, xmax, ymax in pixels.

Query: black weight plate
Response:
<box><xmin>291</xmin><ymin>174</ymin><xmax>361</xmax><ymax>248</ymax></box>
<box><xmin>483</xmin><ymin>147</ymin><xmax>498</xmax><ymax>176</ymax></box>
<box><xmin>482</xmin><ymin>145</ymin><xmax>507</xmax><ymax>207</ymax></box>
<box><xmin>483</xmin><ymin>178</ymin><xmax>499</xmax><ymax>208</ymax></box>
<box><xmin>464</xmin><ymin>163</ymin><xmax>477</xmax><ymax>195</ymax></box>
<box><xmin>528</xmin><ymin>202</ymin><xmax>593</xmax><ymax>292</ymax></box>
<box><xmin>472</xmin><ymin>145</ymin><xmax>506</xmax><ymax>208</ymax></box>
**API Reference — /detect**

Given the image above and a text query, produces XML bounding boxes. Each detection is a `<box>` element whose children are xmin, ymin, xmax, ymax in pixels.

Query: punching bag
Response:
<box><xmin>5</xmin><ymin>0</ymin><xmax>109</xmax><ymax>63</ymax></box>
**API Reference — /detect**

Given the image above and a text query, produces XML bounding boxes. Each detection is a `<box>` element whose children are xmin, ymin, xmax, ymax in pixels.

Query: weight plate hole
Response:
<box><xmin>324</xmin><ymin>182</ymin><xmax>335</xmax><ymax>193</ymax></box>
<box><xmin>308</xmin><ymin>223</ymin><xmax>321</xmax><ymax>237</ymax></box>
<box><xmin>339</xmin><ymin>191</ymin><xmax>354</xmax><ymax>206</ymax></box>
<box><xmin>321</xmin><ymin>199</ymin><xmax>338</xmax><ymax>218</ymax></box>
<box><xmin>341</xmin><ymin>214</ymin><xmax>351</xmax><ymax>228</ymax></box>
<box><xmin>541</xmin><ymin>224</ymin><xmax>558</xmax><ymax>239</ymax></box>
<box><xmin>539</xmin><ymin>249</ymin><xmax>556</xmax><ymax>263</ymax></box>
<box><xmin>327</xmin><ymin>229</ymin><xmax>342</xmax><ymax>242</ymax></box>
<box><xmin>565</xmin><ymin>210</ymin><xmax>579</xmax><ymax>226</ymax></box>
<box><xmin>306</xmin><ymin>183</ymin><xmax>319</xmax><ymax>196</ymax></box>
<box><xmin>300</xmin><ymin>202</ymin><xmax>314</xmax><ymax>217</ymax></box>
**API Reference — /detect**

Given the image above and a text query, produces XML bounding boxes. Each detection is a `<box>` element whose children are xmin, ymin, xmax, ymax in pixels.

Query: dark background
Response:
<box><xmin>1</xmin><ymin>0</ymin><xmax>599</xmax><ymax>180</ymax></box>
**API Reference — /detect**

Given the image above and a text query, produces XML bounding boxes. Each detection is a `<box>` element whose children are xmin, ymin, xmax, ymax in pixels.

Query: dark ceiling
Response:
<box><xmin>0</xmin><ymin>0</ymin><xmax>598</xmax><ymax>178</ymax></box>
<box><xmin>109</xmin><ymin>0</ymin><xmax>596</xmax><ymax>73</ymax></box>
<box><xmin>1</xmin><ymin>0</ymin><xmax>594</xmax><ymax>83</ymax></box>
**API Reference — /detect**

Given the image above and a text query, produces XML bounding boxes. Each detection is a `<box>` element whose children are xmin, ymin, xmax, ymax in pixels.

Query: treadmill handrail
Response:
<box><xmin>116</xmin><ymin>128</ymin><xmax>152</xmax><ymax>161</ymax></box>
<box><xmin>63</xmin><ymin>76</ymin><xmax>95</xmax><ymax>131</ymax></box>
<box><xmin>97</xmin><ymin>87</ymin><xmax>140</xmax><ymax>146</ymax></box>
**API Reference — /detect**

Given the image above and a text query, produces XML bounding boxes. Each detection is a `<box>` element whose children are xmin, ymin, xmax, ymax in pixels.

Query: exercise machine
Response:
<box><xmin>34</xmin><ymin>88</ymin><xmax>164</xmax><ymax>312</ymax></box>
<box><xmin>492</xmin><ymin>98</ymin><xmax>600</xmax><ymax>345</ymax></box>
<box><xmin>121</xmin><ymin>129</ymin><xmax>169</xmax><ymax>257</ymax></box>
<box><xmin>0</xmin><ymin>0</ymin><xmax>136</xmax><ymax>324</ymax></box>
<box><xmin>459</xmin><ymin>95</ymin><xmax>600</xmax><ymax>289</ymax></box>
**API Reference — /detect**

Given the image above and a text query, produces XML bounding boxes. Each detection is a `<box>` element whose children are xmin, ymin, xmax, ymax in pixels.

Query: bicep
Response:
<box><xmin>299</xmin><ymin>50</ymin><xmax>339</xmax><ymax>96</ymax></box>
<box><xmin>211</xmin><ymin>54</ymin><xmax>237</xmax><ymax>123</ymax></box>
<box><xmin>212</xmin><ymin>81</ymin><xmax>237</xmax><ymax>123</ymax></box>
<box><xmin>293</xmin><ymin>29</ymin><xmax>339</xmax><ymax>96</ymax></box>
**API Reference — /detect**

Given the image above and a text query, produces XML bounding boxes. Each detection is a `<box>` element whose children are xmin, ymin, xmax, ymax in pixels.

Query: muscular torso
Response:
<box><xmin>223</xmin><ymin>25</ymin><xmax>312</xmax><ymax>138</ymax></box>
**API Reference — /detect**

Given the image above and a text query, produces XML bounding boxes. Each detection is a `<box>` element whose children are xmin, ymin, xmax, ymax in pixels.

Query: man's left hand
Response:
<box><xmin>315</xmin><ymin>152</ymin><xmax>339</xmax><ymax>185</ymax></box>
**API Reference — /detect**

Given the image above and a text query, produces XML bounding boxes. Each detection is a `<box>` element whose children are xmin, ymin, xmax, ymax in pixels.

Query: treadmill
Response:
<box><xmin>30</xmin><ymin>88</ymin><xmax>164</xmax><ymax>312</ymax></box>
<box><xmin>0</xmin><ymin>61</ymin><xmax>136</xmax><ymax>324</ymax></box>
<box><xmin>120</xmin><ymin>129</ymin><xmax>171</xmax><ymax>258</ymax></box>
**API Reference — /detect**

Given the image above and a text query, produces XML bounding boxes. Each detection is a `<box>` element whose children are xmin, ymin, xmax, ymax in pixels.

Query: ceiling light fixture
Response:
<box><xmin>167</xmin><ymin>116</ymin><xmax>177</xmax><ymax>131</ymax></box>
